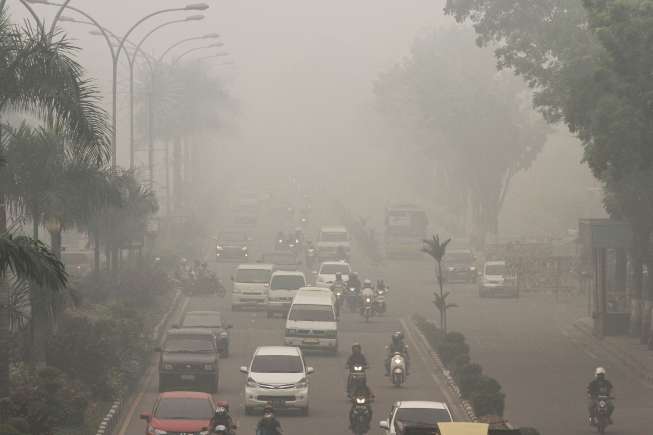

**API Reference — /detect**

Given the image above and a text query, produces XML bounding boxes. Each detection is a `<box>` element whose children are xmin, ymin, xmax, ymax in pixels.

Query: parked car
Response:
<box><xmin>158</xmin><ymin>328</ymin><xmax>219</xmax><ymax>393</ymax></box>
<box><xmin>267</xmin><ymin>270</ymin><xmax>306</xmax><ymax>318</ymax></box>
<box><xmin>478</xmin><ymin>260</ymin><xmax>519</xmax><ymax>298</ymax></box>
<box><xmin>445</xmin><ymin>249</ymin><xmax>477</xmax><ymax>283</ymax></box>
<box><xmin>260</xmin><ymin>251</ymin><xmax>302</xmax><ymax>271</ymax></box>
<box><xmin>379</xmin><ymin>401</ymin><xmax>453</xmax><ymax>435</ymax></box>
<box><xmin>240</xmin><ymin>346</ymin><xmax>314</xmax><ymax>416</ymax></box>
<box><xmin>216</xmin><ymin>231</ymin><xmax>249</xmax><ymax>261</ymax></box>
<box><xmin>140</xmin><ymin>391</ymin><xmax>215</xmax><ymax>435</ymax></box>
<box><xmin>180</xmin><ymin>310</ymin><xmax>232</xmax><ymax>357</ymax></box>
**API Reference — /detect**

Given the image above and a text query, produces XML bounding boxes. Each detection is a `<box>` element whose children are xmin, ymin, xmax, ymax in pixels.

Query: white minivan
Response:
<box><xmin>284</xmin><ymin>290</ymin><xmax>337</xmax><ymax>353</ymax></box>
<box><xmin>232</xmin><ymin>263</ymin><xmax>274</xmax><ymax>310</ymax></box>
<box><xmin>267</xmin><ymin>271</ymin><xmax>306</xmax><ymax>318</ymax></box>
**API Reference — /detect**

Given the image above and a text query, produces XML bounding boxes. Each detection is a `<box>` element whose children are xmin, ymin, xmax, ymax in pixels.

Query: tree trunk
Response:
<box><xmin>629</xmin><ymin>233</ymin><xmax>646</xmax><ymax>337</ymax></box>
<box><xmin>641</xmin><ymin>252</ymin><xmax>653</xmax><ymax>344</ymax></box>
<box><xmin>173</xmin><ymin>137</ymin><xmax>182</xmax><ymax>212</ymax></box>
<box><xmin>93</xmin><ymin>227</ymin><xmax>100</xmax><ymax>274</ymax></box>
<box><xmin>30</xmin><ymin>285</ymin><xmax>48</xmax><ymax>368</ymax></box>
<box><xmin>0</xmin><ymin>277</ymin><xmax>10</xmax><ymax>399</ymax></box>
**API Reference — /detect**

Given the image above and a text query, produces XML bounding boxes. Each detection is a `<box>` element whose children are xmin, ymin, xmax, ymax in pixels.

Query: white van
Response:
<box><xmin>232</xmin><ymin>263</ymin><xmax>274</xmax><ymax>310</ymax></box>
<box><xmin>316</xmin><ymin>225</ymin><xmax>351</xmax><ymax>261</ymax></box>
<box><xmin>267</xmin><ymin>271</ymin><xmax>306</xmax><ymax>318</ymax></box>
<box><xmin>284</xmin><ymin>291</ymin><xmax>337</xmax><ymax>353</ymax></box>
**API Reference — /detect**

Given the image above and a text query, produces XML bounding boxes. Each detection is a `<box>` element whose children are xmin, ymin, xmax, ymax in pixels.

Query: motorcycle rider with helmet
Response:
<box><xmin>587</xmin><ymin>367</ymin><xmax>614</xmax><ymax>425</ymax></box>
<box><xmin>348</xmin><ymin>272</ymin><xmax>362</xmax><ymax>292</ymax></box>
<box><xmin>346</xmin><ymin>343</ymin><xmax>370</xmax><ymax>396</ymax></box>
<box><xmin>256</xmin><ymin>404</ymin><xmax>282</xmax><ymax>435</ymax></box>
<box><xmin>360</xmin><ymin>280</ymin><xmax>375</xmax><ymax>315</ymax></box>
<box><xmin>330</xmin><ymin>272</ymin><xmax>346</xmax><ymax>317</ymax></box>
<box><xmin>209</xmin><ymin>401</ymin><xmax>236</xmax><ymax>435</ymax></box>
<box><xmin>349</xmin><ymin>386</ymin><xmax>374</xmax><ymax>433</ymax></box>
<box><xmin>385</xmin><ymin>331</ymin><xmax>410</xmax><ymax>376</ymax></box>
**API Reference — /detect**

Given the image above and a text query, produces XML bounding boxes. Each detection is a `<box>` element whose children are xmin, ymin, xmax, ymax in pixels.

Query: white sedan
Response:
<box><xmin>379</xmin><ymin>401</ymin><xmax>453</xmax><ymax>434</ymax></box>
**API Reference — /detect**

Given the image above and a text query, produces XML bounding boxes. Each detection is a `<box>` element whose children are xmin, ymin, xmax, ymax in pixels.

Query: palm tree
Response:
<box><xmin>422</xmin><ymin>234</ymin><xmax>457</xmax><ymax>333</ymax></box>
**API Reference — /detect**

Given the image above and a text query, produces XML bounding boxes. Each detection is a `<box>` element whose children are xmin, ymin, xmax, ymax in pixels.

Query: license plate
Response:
<box><xmin>272</xmin><ymin>400</ymin><xmax>286</xmax><ymax>408</ymax></box>
<box><xmin>181</xmin><ymin>374</ymin><xmax>195</xmax><ymax>381</ymax></box>
<box><xmin>303</xmin><ymin>338</ymin><xmax>319</xmax><ymax>344</ymax></box>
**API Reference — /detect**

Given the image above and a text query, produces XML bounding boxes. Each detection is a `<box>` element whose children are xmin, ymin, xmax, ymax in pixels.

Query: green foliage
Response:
<box><xmin>422</xmin><ymin>234</ymin><xmax>451</xmax><ymax>264</ymax></box>
<box><xmin>455</xmin><ymin>362</ymin><xmax>483</xmax><ymax>399</ymax></box>
<box><xmin>437</xmin><ymin>332</ymin><xmax>470</xmax><ymax>367</ymax></box>
<box><xmin>470</xmin><ymin>376</ymin><xmax>506</xmax><ymax>417</ymax></box>
<box><xmin>5</xmin><ymin>366</ymin><xmax>89</xmax><ymax>435</ymax></box>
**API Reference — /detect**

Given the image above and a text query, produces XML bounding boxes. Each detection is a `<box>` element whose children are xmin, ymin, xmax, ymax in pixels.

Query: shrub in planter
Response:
<box><xmin>412</xmin><ymin>314</ymin><xmax>444</xmax><ymax>348</ymax></box>
<box><xmin>470</xmin><ymin>376</ymin><xmax>505</xmax><ymax>417</ymax></box>
<box><xmin>437</xmin><ymin>333</ymin><xmax>470</xmax><ymax>367</ymax></box>
<box><xmin>455</xmin><ymin>362</ymin><xmax>483</xmax><ymax>399</ymax></box>
<box><xmin>452</xmin><ymin>353</ymin><xmax>471</xmax><ymax>377</ymax></box>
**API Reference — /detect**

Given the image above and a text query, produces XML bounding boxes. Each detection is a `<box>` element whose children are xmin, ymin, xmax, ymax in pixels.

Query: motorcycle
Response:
<box><xmin>389</xmin><ymin>352</ymin><xmax>406</xmax><ymax>387</ymax></box>
<box><xmin>346</xmin><ymin>287</ymin><xmax>359</xmax><ymax>313</ymax></box>
<box><xmin>373</xmin><ymin>289</ymin><xmax>386</xmax><ymax>314</ymax></box>
<box><xmin>361</xmin><ymin>296</ymin><xmax>373</xmax><ymax>322</ymax></box>
<box><xmin>347</xmin><ymin>365</ymin><xmax>367</xmax><ymax>398</ymax></box>
<box><xmin>592</xmin><ymin>395</ymin><xmax>614</xmax><ymax>433</ymax></box>
<box><xmin>349</xmin><ymin>395</ymin><xmax>372</xmax><ymax>435</ymax></box>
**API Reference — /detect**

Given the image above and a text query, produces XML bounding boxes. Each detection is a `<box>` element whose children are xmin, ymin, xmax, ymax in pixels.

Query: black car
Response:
<box><xmin>445</xmin><ymin>249</ymin><xmax>477</xmax><ymax>283</ymax></box>
<box><xmin>158</xmin><ymin>328</ymin><xmax>219</xmax><ymax>393</ymax></box>
<box><xmin>216</xmin><ymin>231</ymin><xmax>249</xmax><ymax>261</ymax></box>
<box><xmin>180</xmin><ymin>311</ymin><xmax>232</xmax><ymax>357</ymax></box>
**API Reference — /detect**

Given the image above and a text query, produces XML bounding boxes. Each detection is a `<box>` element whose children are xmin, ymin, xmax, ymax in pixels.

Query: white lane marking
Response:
<box><xmin>400</xmin><ymin>318</ymin><xmax>466</xmax><ymax>421</ymax></box>
<box><xmin>117</xmin><ymin>297</ymin><xmax>189</xmax><ymax>435</ymax></box>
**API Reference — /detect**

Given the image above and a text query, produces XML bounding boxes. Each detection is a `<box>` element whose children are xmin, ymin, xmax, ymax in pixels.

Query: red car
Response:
<box><xmin>140</xmin><ymin>391</ymin><xmax>215</xmax><ymax>435</ymax></box>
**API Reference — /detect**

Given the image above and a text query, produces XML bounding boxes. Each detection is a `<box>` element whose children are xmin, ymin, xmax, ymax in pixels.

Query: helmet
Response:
<box><xmin>595</xmin><ymin>367</ymin><xmax>606</xmax><ymax>378</ymax></box>
<box><xmin>215</xmin><ymin>400</ymin><xmax>229</xmax><ymax>412</ymax></box>
<box><xmin>352</xmin><ymin>343</ymin><xmax>362</xmax><ymax>353</ymax></box>
<box><xmin>392</xmin><ymin>331</ymin><xmax>404</xmax><ymax>342</ymax></box>
<box><xmin>363</xmin><ymin>279</ymin><xmax>372</xmax><ymax>288</ymax></box>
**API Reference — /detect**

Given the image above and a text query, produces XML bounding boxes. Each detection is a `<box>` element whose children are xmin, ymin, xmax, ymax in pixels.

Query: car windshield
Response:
<box><xmin>182</xmin><ymin>314</ymin><xmax>222</xmax><ymax>328</ymax></box>
<box><xmin>288</xmin><ymin>304</ymin><xmax>335</xmax><ymax>321</ymax></box>
<box><xmin>321</xmin><ymin>231</ymin><xmax>348</xmax><ymax>242</ymax></box>
<box><xmin>251</xmin><ymin>354</ymin><xmax>303</xmax><ymax>373</ymax></box>
<box><xmin>486</xmin><ymin>264</ymin><xmax>506</xmax><ymax>275</ymax></box>
<box><xmin>270</xmin><ymin>275</ymin><xmax>305</xmax><ymax>290</ymax></box>
<box><xmin>235</xmin><ymin>269</ymin><xmax>271</xmax><ymax>283</ymax></box>
<box><xmin>154</xmin><ymin>397</ymin><xmax>213</xmax><ymax>420</ymax></box>
<box><xmin>164</xmin><ymin>336</ymin><xmax>215</xmax><ymax>353</ymax></box>
<box><xmin>448</xmin><ymin>252</ymin><xmax>474</xmax><ymax>263</ymax></box>
<box><xmin>263</xmin><ymin>253</ymin><xmax>297</xmax><ymax>264</ymax></box>
<box><xmin>395</xmin><ymin>408</ymin><xmax>452</xmax><ymax>428</ymax></box>
<box><xmin>220</xmin><ymin>232</ymin><xmax>246</xmax><ymax>242</ymax></box>
<box><xmin>320</xmin><ymin>264</ymin><xmax>350</xmax><ymax>275</ymax></box>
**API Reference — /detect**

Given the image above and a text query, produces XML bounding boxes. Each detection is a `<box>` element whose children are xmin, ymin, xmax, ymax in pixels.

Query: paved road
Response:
<box><xmin>359</xmin><ymin>255</ymin><xmax>653</xmax><ymax>434</ymax></box>
<box><xmin>119</xmin><ymin>202</ymin><xmax>459</xmax><ymax>435</ymax></box>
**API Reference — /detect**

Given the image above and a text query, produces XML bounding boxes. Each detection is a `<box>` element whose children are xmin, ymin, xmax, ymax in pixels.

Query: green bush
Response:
<box><xmin>412</xmin><ymin>314</ymin><xmax>444</xmax><ymax>348</ymax></box>
<box><xmin>456</xmin><ymin>363</ymin><xmax>483</xmax><ymax>399</ymax></box>
<box><xmin>452</xmin><ymin>353</ymin><xmax>471</xmax><ymax>376</ymax></box>
<box><xmin>437</xmin><ymin>333</ymin><xmax>470</xmax><ymax>367</ymax></box>
<box><xmin>470</xmin><ymin>376</ymin><xmax>505</xmax><ymax>417</ymax></box>
<box><xmin>6</xmin><ymin>367</ymin><xmax>89</xmax><ymax>435</ymax></box>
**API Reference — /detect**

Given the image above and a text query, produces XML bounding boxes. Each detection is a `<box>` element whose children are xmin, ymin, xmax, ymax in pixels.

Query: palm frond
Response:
<box><xmin>0</xmin><ymin>233</ymin><xmax>67</xmax><ymax>290</ymax></box>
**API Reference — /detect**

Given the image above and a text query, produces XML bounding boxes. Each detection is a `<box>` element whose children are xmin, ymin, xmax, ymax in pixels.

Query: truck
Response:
<box><xmin>384</xmin><ymin>204</ymin><xmax>428</xmax><ymax>258</ymax></box>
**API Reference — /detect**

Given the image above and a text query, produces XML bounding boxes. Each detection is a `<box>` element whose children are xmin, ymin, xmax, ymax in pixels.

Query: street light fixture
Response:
<box><xmin>172</xmin><ymin>45</ymin><xmax>227</xmax><ymax>65</ymax></box>
<box><xmin>29</xmin><ymin>0</ymin><xmax>211</xmax><ymax>168</ymax></box>
<box><xmin>158</xmin><ymin>33</ymin><xmax>221</xmax><ymax>63</ymax></box>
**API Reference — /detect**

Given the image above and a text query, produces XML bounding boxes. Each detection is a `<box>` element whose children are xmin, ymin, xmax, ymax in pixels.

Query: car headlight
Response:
<box><xmin>216</xmin><ymin>245</ymin><xmax>223</xmax><ymax>250</ymax></box>
<box><xmin>162</xmin><ymin>363</ymin><xmax>173</xmax><ymax>370</ymax></box>
<box><xmin>199</xmin><ymin>431</ymin><xmax>209</xmax><ymax>435</ymax></box>
<box><xmin>242</xmin><ymin>246</ymin><xmax>248</xmax><ymax>251</ymax></box>
<box><xmin>204</xmin><ymin>364</ymin><xmax>215</xmax><ymax>371</ymax></box>
<box><xmin>470</xmin><ymin>266</ymin><xmax>476</xmax><ymax>271</ymax></box>
<box><xmin>447</xmin><ymin>267</ymin><xmax>455</xmax><ymax>272</ymax></box>
<box><xmin>220</xmin><ymin>331</ymin><xmax>228</xmax><ymax>337</ymax></box>
<box><xmin>295</xmin><ymin>377</ymin><xmax>307</xmax><ymax>389</ymax></box>
<box><xmin>246</xmin><ymin>377</ymin><xmax>258</xmax><ymax>388</ymax></box>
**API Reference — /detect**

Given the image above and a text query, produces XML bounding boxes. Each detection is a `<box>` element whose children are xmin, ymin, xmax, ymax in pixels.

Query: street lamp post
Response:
<box><xmin>172</xmin><ymin>45</ymin><xmax>227</xmax><ymax>66</ymax></box>
<box><xmin>157</xmin><ymin>33</ymin><xmax>220</xmax><ymax>63</ymax></box>
<box><xmin>29</xmin><ymin>0</ymin><xmax>210</xmax><ymax>168</ymax></box>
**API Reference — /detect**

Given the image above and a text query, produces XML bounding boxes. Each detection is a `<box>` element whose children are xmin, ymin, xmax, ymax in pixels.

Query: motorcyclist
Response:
<box><xmin>330</xmin><ymin>272</ymin><xmax>346</xmax><ymax>317</ymax></box>
<box><xmin>209</xmin><ymin>401</ymin><xmax>236</xmax><ymax>434</ymax></box>
<box><xmin>360</xmin><ymin>280</ymin><xmax>375</xmax><ymax>315</ymax></box>
<box><xmin>256</xmin><ymin>404</ymin><xmax>282</xmax><ymax>435</ymax></box>
<box><xmin>376</xmin><ymin>279</ymin><xmax>387</xmax><ymax>292</ymax></box>
<box><xmin>587</xmin><ymin>367</ymin><xmax>614</xmax><ymax>425</ymax></box>
<box><xmin>276</xmin><ymin>231</ymin><xmax>285</xmax><ymax>245</ymax></box>
<box><xmin>385</xmin><ymin>331</ymin><xmax>410</xmax><ymax>376</ymax></box>
<box><xmin>348</xmin><ymin>272</ymin><xmax>362</xmax><ymax>292</ymax></box>
<box><xmin>349</xmin><ymin>388</ymin><xmax>373</xmax><ymax>432</ymax></box>
<box><xmin>346</xmin><ymin>343</ymin><xmax>368</xmax><ymax>369</ymax></box>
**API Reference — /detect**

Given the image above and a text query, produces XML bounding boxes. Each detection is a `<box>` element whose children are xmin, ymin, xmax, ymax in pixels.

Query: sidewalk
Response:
<box><xmin>573</xmin><ymin>317</ymin><xmax>653</xmax><ymax>385</ymax></box>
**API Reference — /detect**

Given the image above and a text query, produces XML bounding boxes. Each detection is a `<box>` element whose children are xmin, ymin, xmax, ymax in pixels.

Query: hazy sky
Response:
<box><xmin>10</xmin><ymin>0</ymin><xmax>448</xmax><ymax>167</ymax></box>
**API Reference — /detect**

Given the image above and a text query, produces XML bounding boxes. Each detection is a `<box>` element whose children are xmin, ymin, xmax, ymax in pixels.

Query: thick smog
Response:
<box><xmin>0</xmin><ymin>1</ymin><xmax>651</xmax><ymax>435</ymax></box>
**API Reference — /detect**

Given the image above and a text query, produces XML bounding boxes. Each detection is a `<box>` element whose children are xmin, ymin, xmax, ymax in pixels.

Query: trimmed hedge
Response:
<box><xmin>413</xmin><ymin>314</ymin><xmax>506</xmax><ymax>418</ymax></box>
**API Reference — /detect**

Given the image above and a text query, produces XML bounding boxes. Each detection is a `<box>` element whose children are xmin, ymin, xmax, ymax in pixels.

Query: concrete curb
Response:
<box><xmin>408</xmin><ymin>319</ymin><xmax>477</xmax><ymax>422</ymax></box>
<box><xmin>572</xmin><ymin>320</ymin><xmax>653</xmax><ymax>386</ymax></box>
<box><xmin>94</xmin><ymin>288</ymin><xmax>184</xmax><ymax>435</ymax></box>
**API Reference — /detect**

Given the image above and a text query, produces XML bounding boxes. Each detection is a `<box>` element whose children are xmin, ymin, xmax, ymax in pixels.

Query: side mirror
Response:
<box><xmin>379</xmin><ymin>420</ymin><xmax>390</xmax><ymax>430</ymax></box>
<box><xmin>140</xmin><ymin>413</ymin><xmax>151</xmax><ymax>421</ymax></box>
<box><xmin>239</xmin><ymin>366</ymin><xmax>249</xmax><ymax>374</ymax></box>
<box><xmin>306</xmin><ymin>367</ymin><xmax>315</xmax><ymax>375</ymax></box>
